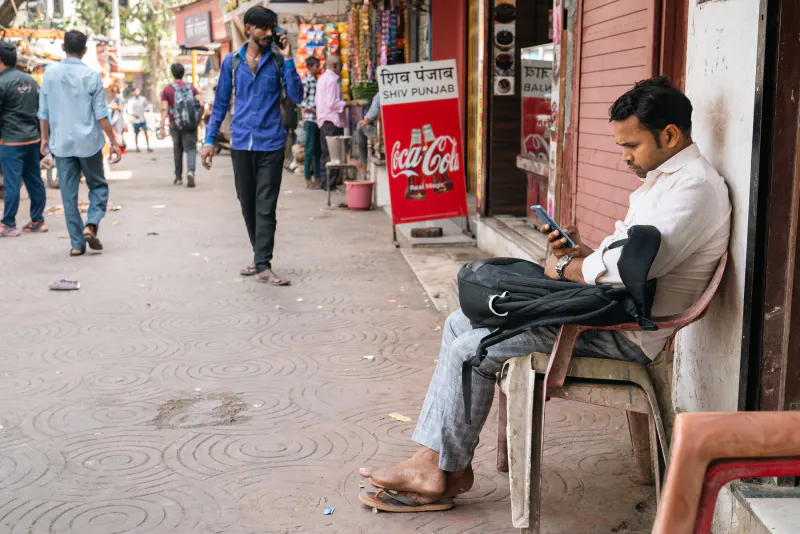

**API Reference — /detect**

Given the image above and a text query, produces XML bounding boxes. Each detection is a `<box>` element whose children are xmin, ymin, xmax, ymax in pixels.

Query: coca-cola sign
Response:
<box><xmin>390</xmin><ymin>135</ymin><xmax>459</xmax><ymax>179</ymax></box>
<box><xmin>378</xmin><ymin>60</ymin><xmax>468</xmax><ymax>225</ymax></box>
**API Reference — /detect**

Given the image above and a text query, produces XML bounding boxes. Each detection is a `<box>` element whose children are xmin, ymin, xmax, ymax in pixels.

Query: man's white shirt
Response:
<box><xmin>581</xmin><ymin>143</ymin><xmax>732</xmax><ymax>358</ymax></box>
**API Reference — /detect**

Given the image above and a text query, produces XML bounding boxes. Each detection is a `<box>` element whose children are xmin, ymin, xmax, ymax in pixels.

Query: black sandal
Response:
<box><xmin>70</xmin><ymin>249</ymin><xmax>86</xmax><ymax>257</ymax></box>
<box><xmin>174</xmin><ymin>178</ymin><xmax>183</xmax><ymax>185</ymax></box>
<box><xmin>240</xmin><ymin>264</ymin><xmax>257</xmax><ymax>276</ymax></box>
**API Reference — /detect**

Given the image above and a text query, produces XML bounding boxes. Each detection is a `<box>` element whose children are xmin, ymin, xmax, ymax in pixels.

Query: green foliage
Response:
<box><xmin>67</xmin><ymin>0</ymin><xmax>180</xmax><ymax>93</ymax></box>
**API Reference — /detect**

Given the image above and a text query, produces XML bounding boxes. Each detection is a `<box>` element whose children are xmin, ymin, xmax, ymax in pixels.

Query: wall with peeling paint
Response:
<box><xmin>675</xmin><ymin>0</ymin><xmax>758</xmax><ymax>415</ymax></box>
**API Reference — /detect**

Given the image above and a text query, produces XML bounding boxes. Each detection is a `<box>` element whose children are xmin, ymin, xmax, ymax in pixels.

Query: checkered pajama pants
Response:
<box><xmin>411</xmin><ymin>309</ymin><xmax>650</xmax><ymax>471</ymax></box>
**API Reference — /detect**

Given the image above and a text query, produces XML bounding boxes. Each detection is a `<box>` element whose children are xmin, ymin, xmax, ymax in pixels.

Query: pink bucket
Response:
<box><xmin>345</xmin><ymin>180</ymin><xmax>375</xmax><ymax>210</ymax></box>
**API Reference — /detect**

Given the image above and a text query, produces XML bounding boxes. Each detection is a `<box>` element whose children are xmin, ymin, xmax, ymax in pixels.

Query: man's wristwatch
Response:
<box><xmin>555</xmin><ymin>255</ymin><xmax>573</xmax><ymax>281</ymax></box>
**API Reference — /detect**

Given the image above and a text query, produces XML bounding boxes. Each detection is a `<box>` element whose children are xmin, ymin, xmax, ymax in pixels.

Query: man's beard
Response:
<box><xmin>255</xmin><ymin>37</ymin><xmax>272</xmax><ymax>54</ymax></box>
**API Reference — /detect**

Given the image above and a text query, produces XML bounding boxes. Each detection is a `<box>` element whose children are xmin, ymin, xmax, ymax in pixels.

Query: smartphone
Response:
<box><xmin>274</xmin><ymin>27</ymin><xmax>286</xmax><ymax>49</ymax></box>
<box><xmin>530</xmin><ymin>205</ymin><xmax>576</xmax><ymax>249</ymax></box>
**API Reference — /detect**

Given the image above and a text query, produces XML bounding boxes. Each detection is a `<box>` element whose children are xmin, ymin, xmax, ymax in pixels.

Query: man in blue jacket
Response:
<box><xmin>202</xmin><ymin>6</ymin><xmax>302</xmax><ymax>286</ymax></box>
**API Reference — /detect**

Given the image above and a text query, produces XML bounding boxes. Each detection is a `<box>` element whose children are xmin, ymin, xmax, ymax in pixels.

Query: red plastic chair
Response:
<box><xmin>496</xmin><ymin>252</ymin><xmax>728</xmax><ymax>533</ymax></box>
<box><xmin>653</xmin><ymin>412</ymin><xmax>800</xmax><ymax>534</ymax></box>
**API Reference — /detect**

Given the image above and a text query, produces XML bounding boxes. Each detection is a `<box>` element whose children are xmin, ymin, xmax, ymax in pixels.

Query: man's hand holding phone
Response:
<box><xmin>542</xmin><ymin>223</ymin><xmax>583</xmax><ymax>258</ymax></box>
<box><xmin>277</xmin><ymin>32</ymin><xmax>291</xmax><ymax>57</ymax></box>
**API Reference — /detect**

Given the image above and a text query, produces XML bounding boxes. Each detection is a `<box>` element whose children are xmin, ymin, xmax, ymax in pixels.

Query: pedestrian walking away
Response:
<box><xmin>202</xmin><ymin>5</ymin><xmax>303</xmax><ymax>286</ymax></box>
<box><xmin>38</xmin><ymin>30</ymin><xmax>122</xmax><ymax>257</ymax></box>
<box><xmin>315</xmin><ymin>55</ymin><xmax>354</xmax><ymax>191</ymax></box>
<box><xmin>301</xmin><ymin>57</ymin><xmax>322</xmax><ymax>189</ymax></box>
<box><xmin>160</xmin><ymin>63</ymin><xmax>203</xmax><ymax>187</ymax></box>
<box><xmin>358</xmin><ymin>78</ymin><xmax>732</xmax><ymax>513</ymax></box>
<box><xmin>0</xmin><ymin>41</ymin><xmax>47</xmax><ymax>238</ymax></box>
<box><xmin>128</xmin><ymin>87</ymin><xmax>153</xmax><ymax>152</ymax></box>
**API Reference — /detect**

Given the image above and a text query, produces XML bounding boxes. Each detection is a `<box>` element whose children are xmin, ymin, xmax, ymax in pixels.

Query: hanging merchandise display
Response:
<box><xmin>493</xmin><ymin>0</ymin><xmax>516</xmax><ymax>95</ymax></box>
<box><xmin>338</xmin><ymin>22</ymin><xmax>350</xmax><ymax>100</ymax></box>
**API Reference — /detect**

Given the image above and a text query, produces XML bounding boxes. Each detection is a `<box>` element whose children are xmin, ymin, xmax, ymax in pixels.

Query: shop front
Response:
<box><xmin>454</xmin><ymin>0</ymin><xmax>553</xmax><ymax>223</ymax></box>
<box><xmin>174</xmin><ymin>0</ymin><xmax>230</xmax><ymax>88</ymax></box>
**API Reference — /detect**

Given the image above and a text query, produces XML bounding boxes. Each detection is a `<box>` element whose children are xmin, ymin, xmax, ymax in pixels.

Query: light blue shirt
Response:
<box><xmin>38</xmin><ymin>58</ymin><xmax>108</xmax><ymax>158</ymax></box>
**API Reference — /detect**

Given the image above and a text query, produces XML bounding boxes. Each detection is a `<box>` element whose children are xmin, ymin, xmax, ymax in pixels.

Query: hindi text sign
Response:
<box><xmin>378</xmin><ymin>60</ymin><xmax>468</xmax><ymax>225</ymax></box>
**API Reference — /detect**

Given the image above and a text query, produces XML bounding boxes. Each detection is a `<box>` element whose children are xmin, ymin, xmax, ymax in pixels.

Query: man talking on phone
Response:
<box><xmin>202</xmin><ymin>6</ymin><xmax>302</xmax><ymax>286</ymax></box>
<box><xmin>357</xmin><ymin>77</ymin><xmax>731</xmax><ymax>513</ymax></box>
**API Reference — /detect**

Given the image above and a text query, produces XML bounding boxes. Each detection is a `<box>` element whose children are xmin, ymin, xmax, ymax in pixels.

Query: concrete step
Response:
<box><xmin>400</xmin><ymin>247</ymin><xmax>490</xmax><ymax>320</ymax></box>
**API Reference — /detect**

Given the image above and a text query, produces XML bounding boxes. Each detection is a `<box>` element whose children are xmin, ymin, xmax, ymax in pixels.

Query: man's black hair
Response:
<box><xmin>64</xmin><ymin>30</ymin><xmax>88</xmax><ymax>56</ymax></box>
<box><xmin>609</xmin><ymin>76</ymin><xmax>693</xmax><ymax>145</ymax></box>
<box><xmin>0</xmin><ymin>42</ymin><xmax>16</xmax><ymax>68</ymax></box>
<box><xmin>171</xmin><ymin>63</ymin><xmax>185</xmax><ymax>80</ymax></box>
<box><xmin>306</xmin><ymin>57</ymin><xmax>320</xmax><ymax>69</ymax></box>
<box><xmin>243</xmin><ymin>6</ymin><xmax>277</xmax><ymax>30</ymax></box>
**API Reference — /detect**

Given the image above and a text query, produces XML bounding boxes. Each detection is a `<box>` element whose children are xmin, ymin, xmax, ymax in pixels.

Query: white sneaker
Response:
<box><xmin>187</xmin><ymin>171</ymin><xmax>195</xmax><ymax>188</ymax></box>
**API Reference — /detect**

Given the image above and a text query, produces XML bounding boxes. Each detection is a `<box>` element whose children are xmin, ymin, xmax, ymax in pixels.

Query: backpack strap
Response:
<box><xmin>231</xmin><ymin>54</ymin><xmax>242</xmax><ymax>117</ymax></box>
<box><xmin>616</xmin><ymin>225</ymin><xmax>661</xmax><ymax>331</ymax></box>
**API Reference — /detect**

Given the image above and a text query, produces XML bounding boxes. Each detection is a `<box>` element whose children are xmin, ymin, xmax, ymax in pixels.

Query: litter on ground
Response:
<box><xmin>49</xmin><ymin>280</ymin><xmax>80</xmax><ymax>291</ymax></box>
<box><xmin>363</xmin><ymin>355</ymin><xmax>375</xmax><ymax>361</ymax></box>
<box><xmin>323</xmin><ymin>506</ymin><xmax>335</xmax><ymax>515</ymax></box>
<box><xmin>388</xmin><ymin>413</ymin><xmax>412</xmax><ymax>423</ymax></box>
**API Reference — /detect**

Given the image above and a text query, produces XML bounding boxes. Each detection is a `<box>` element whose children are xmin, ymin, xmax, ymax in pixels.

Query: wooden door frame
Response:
<box><xmin>658</xmin><ymin>0</ymin><xmax>689</xmax><ymax>90</ymax></box>
<box><xmin>740</xmin><ymin>0</ymin><xmax>800</xmax><ymax>419</ymax></box>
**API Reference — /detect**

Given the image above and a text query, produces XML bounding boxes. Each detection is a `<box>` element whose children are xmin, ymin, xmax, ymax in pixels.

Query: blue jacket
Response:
<box><xmin>205</xmin><ymin>44</ymin><xmax>303</xmax><ymax>152</ymax></box>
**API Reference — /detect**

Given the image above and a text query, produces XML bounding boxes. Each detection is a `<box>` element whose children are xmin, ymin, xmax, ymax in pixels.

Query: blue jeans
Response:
<box><xmin>0</xmin><ymin>143</ymin><xmax>46</xmax><ymax>227</ymax></box>
<box><xmin>55</xmin><ymin>150</ymin><xmax>108</xmax><ymax>252</ymax></box>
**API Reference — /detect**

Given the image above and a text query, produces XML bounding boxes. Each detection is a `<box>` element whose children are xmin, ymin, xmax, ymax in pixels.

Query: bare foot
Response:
<box><xmin>395</xmin><ymin>469</ymin><xmax>475</xmax><ymax>504</ymax></box>
<box><xmin>359</xmin><ymin>447</ymin><xmax>446</xmax><ymax>497</ymax></box>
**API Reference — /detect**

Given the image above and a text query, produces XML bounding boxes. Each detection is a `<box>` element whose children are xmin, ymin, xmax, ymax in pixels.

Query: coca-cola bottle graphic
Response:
<box><xmin>422</xmin><ymin>124</ymin><xmax>454</xmax><ymax>194</ymax></box>
<box><xmin>405</xmin><ymin>128</ymin><xmax>426</xmax><ymax>200</ymax></box>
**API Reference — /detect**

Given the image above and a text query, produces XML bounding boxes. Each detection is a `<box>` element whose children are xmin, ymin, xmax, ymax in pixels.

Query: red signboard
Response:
<box><xmin>377</xmin><ymin>60</ymin><xmax>469</xmax><ymax>225</ymax></box>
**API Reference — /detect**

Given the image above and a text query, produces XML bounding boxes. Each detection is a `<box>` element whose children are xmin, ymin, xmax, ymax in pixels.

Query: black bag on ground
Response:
<box><xmin>457</xmin><ymin>225</ymin><xmax>661</xmax><ymax>423</ymax></box>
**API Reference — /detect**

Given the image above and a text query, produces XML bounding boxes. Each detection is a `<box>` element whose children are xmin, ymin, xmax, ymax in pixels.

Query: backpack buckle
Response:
<box><xmin>487</xmin><ymin>291</ymin><xmax>510</xmax><ymax>317</ymax></box>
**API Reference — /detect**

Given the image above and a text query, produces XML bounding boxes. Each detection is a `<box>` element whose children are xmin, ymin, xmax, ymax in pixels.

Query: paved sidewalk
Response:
<box><xmin>0</xmin><ymin>146</ymin><xmax>653</xmax><ymax>533</ymax></box>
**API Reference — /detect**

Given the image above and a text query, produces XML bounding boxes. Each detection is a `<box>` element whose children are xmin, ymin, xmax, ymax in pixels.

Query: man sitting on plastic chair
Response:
<box><xmin>358</xmin><ymin>77</ymin><xmax>732</xmax><ymax>513</ymax></box>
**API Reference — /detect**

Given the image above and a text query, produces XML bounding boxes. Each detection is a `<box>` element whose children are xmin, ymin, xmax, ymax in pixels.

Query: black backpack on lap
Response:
<box><xmin>457</xmin><ymin>225</ymin><xmax>661</xmax><ymax>423</ymax></box>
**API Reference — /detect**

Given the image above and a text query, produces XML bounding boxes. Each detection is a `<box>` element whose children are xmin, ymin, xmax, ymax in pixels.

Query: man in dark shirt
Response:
<box><xmin>0</xmin><ymin>41</ymin><xmax>46</xmax><ymax>237</ymax></box>
<box><xmin>160</xmin><ymin>63</ymin><xmax>203</xmax><ymax>187</ymax></box>
<box><xmin>202</xmin><ymin>6</ymin><xmax>302</xmax><ymax>286</ymax></box>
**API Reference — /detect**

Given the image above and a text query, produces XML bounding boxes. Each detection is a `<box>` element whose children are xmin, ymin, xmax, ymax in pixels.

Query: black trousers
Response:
<box><xmin>170</xmin><ymin>125</ymin><xmax>197</xmax><ymax>180</ymax></box>
<box><xmin>230</xmin><ymin>149</ymin><xmax>284</xmax><ymax>272</ymax></box>
<box><xmin>319</xmin><ymin>120</ymin><xmax>344</xmax><ymax>190</ymax></box>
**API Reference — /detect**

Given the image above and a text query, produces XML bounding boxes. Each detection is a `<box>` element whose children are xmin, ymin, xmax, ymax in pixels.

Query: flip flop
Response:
<box><xmin>255</xmin><ymin>269</ymin><xmax>291</xmax><ymax>286</ymax></box>
<box><xmin>240</xmin><ymin>264</ymin><xmax>257</xmax><ymax>276</ymax></box>
<box><xmin>358</xmin><ymin>489</ymin><xmax>454</xmax><ymax>513</ymax></box>
<box><xmin>70</xmin><ymin>249</ymin><xmax>86</xmax><ymax>257</ymax></box>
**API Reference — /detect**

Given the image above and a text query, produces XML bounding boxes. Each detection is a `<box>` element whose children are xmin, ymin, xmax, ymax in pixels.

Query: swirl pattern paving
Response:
<box><xmin>0</xmin><ymin>154</ymin><xmax>653</xmax><ymax>533</ymax></box>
